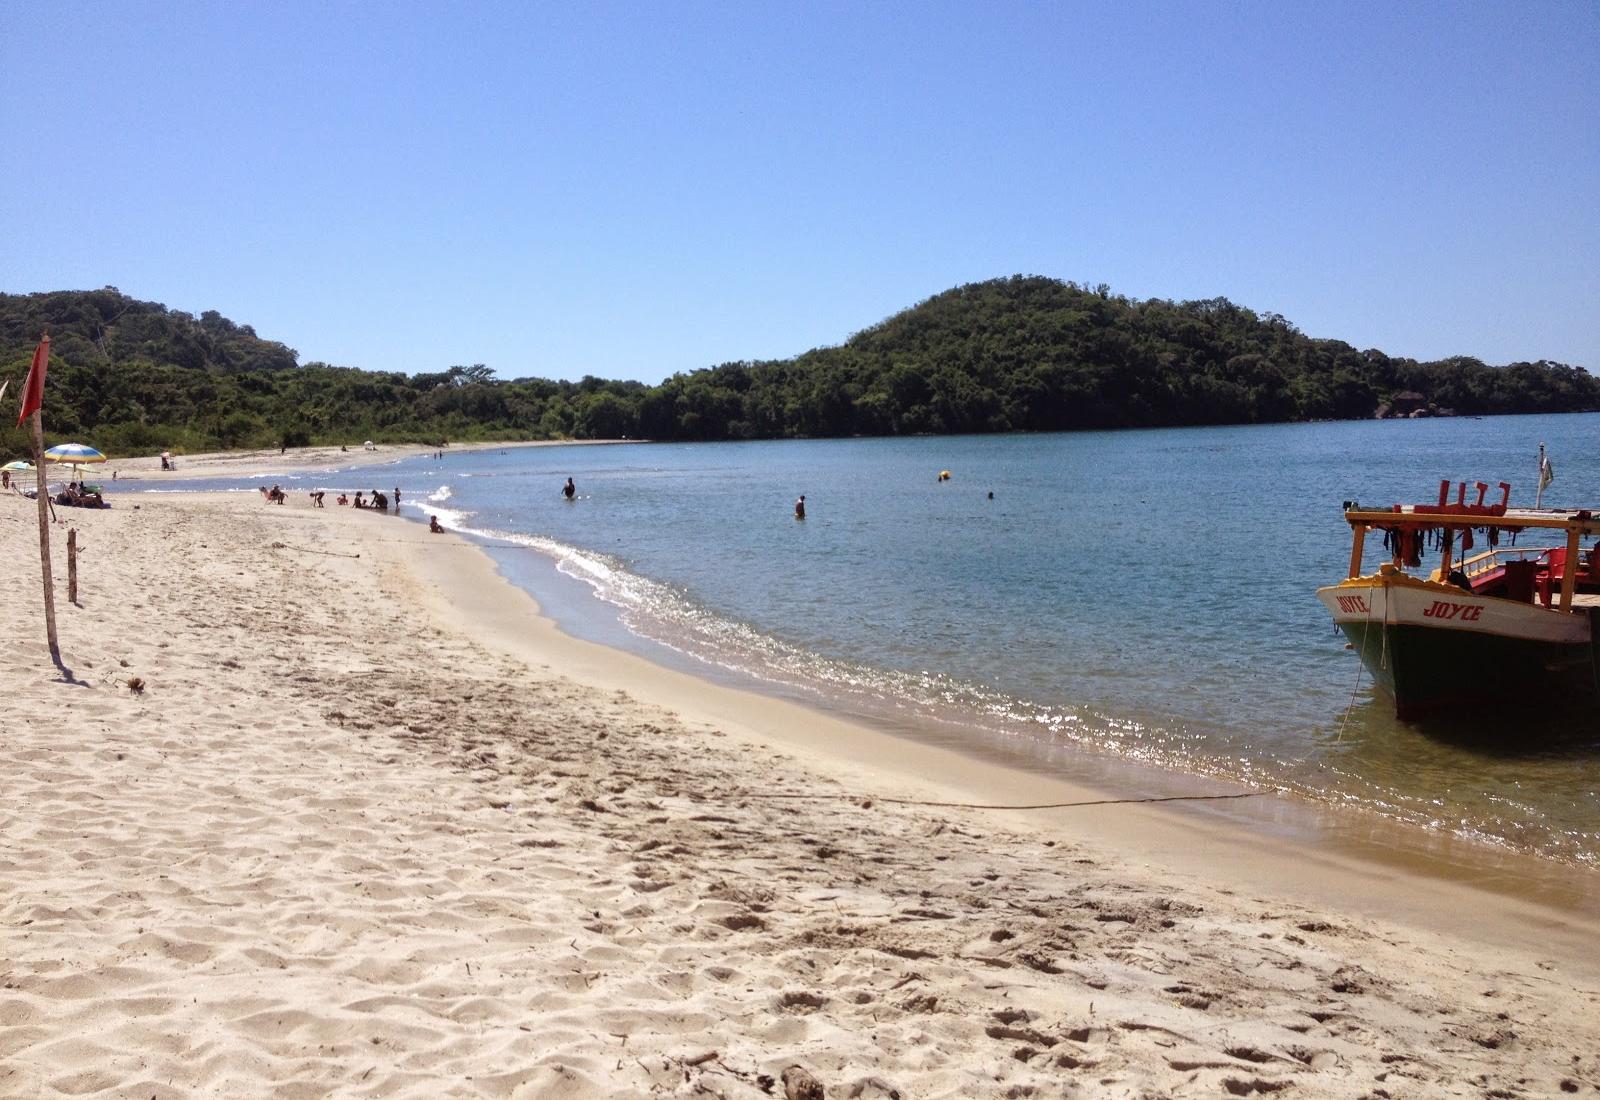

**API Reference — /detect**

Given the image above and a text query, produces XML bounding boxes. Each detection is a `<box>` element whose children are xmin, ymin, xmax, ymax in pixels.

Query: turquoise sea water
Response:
<box><xmin>147</xmin><ymin>415</ymin><xmax>1600</xmax><ymax>868</ymax></box>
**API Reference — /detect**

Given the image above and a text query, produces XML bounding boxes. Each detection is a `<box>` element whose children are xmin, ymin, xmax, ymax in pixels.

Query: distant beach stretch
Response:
<box><xmin>4</xmin><ymin>450</ymin><xmax>1600</xmax><ymax>1096</ymax></box>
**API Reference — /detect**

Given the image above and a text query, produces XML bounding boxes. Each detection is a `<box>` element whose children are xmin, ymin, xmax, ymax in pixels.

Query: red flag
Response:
<box><xmin>17</xmin><ymin>334</ymin><xmax>48</xmax><ymax>426</ymax></box>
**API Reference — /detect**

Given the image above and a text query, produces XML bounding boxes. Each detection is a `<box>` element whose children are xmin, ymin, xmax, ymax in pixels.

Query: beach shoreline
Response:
<box><xmin>5</xmin><ymin>489</ymin><xmax>1599</xmax><ymax>1097</ymax></box>
<box><xmin>441</xmin><ymin>487</ymin><xmax>1600</xmax><ymax>930</ymax></box>
<box><xmin>393</xmin><ymin>496</ymin><xmax>1600</xmax><ymax>944</ymax></box>
<box><xmin>101</xmin><ymin>437</ymin><xmax>632</xmax><ymax>482</ymax></box>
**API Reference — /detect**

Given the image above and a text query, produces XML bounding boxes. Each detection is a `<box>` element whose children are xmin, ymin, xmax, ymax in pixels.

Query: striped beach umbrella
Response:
<box><xmin>3</xmin><ymin>459</ymin><xmax>35</xmax><ymax>491</ymax></box>
<box><xmin>42</xmin><ymin>443</ymin><xmax>107</xmax><ymax>465</ymax></box>
<box><xmin>42</xmin><ymin>443</ymin><xmax>108</xmax><ymax>481</ymax></box>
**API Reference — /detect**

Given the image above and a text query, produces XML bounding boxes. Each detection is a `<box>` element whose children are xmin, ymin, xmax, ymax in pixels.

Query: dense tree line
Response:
<box><xmin>2</xmin><ymin>280</ymin><xmax>1594</xmax><ymax>457</ymax></box>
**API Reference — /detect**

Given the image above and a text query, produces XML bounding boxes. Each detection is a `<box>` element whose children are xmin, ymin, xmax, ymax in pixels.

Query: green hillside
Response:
<box><xmin>2</xmin><ymin>279</ymin><xmax>1593</xmax><ymax>456</ymax></box>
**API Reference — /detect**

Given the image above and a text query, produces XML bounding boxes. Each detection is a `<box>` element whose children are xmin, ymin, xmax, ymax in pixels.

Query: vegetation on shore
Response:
<box><xmin>2</xmin><ymin>280</ymin><xmax>1594</xmax><ymax>455</ymax></box>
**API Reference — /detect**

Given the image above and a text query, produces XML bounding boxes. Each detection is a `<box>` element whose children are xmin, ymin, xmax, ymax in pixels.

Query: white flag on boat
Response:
<box><xmin>1540</xmin><ymin>451</ymin><xmax>1555</xmax><ymax>491</ymax></box>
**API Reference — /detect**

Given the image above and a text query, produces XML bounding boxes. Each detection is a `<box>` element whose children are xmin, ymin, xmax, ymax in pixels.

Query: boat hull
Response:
<box><xmin>1317</xmin><ymin>573</ymin><xmax>1596</xmax><ymax>720</ymax></box>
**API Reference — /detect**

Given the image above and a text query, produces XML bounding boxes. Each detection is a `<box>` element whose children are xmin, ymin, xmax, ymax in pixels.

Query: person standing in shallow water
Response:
<box><xmin>794</xmin><ymin>494</ymin><xmax>806</xmax><ymax>520</ymax></box>
<box><xmin>563</xmin><ymin>477</ymin><xmax>576</xmax><ymax>500</ymax></box>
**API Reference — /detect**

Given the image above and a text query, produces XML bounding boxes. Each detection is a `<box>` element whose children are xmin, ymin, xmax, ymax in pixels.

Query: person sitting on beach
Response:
<box><xmin>429</xmin><ymin>515</ymin><xmax>443</xmax><ymax>533</ymax></box>
<box><xmin>337</xmin><ymin>493</ymin><xmax>349</xmax><ymax>505</ymax></box>
<box><xmin>354</xmin><ymin>492</ymin><xmax>366</xmax><ymax>508</ymax></box>
<box><xmin>55</xmin><ymin>482</ymin><xmax>102</xmax><ymax>508</ymax></box>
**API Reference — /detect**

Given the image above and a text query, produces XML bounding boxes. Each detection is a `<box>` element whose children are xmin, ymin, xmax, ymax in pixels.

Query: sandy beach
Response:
<box><xmin>4</xmin><ymin>489</ymin><xmax>1599</xmax><ymax>1099</ymax></box>
<box><xmin>102</xmin><ymin>439</ymin><xmax>629</xmax><ymax>482</ymax></box>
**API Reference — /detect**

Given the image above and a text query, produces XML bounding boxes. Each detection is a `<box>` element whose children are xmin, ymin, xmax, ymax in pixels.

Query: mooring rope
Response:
<box><xmin>1335</xmin><ymin>596</ymin><xmax>1373</xmax><ymax>743</ymax></box>
<box><xmin>268</xmin><ymin>541</ymin><xmax>363</xmax><ymax>558</ymax></box>
<box><xmin>743</xmin><ymin>789</ymin><xmax>1272</xmax><ymax>812</ymax></box>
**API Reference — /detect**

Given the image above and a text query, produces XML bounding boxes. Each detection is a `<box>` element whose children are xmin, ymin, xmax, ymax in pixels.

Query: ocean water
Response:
<box><xmin>143</xmin><ymin>415</ymin><xmax>1600</xmax><ymax>868</ymax></box>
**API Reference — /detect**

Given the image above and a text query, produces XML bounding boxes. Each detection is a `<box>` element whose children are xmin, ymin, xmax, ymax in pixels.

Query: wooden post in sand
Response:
<box><xmin>68</xmin><ymin>528</ymin><xmax>78</xmax><ymax>604</ymax></box>
<box><xmin>29</xmin><ymin>408</ymin><xmax>60</xmax><ymax>661</ymax></box>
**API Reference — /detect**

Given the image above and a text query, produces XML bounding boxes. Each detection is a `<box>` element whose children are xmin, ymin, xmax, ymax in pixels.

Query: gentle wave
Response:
<box><xmin>440</xmin><ymin>509</ymin><xmax>1599</xmax><ymax>870</ymax></box>
<box><xmin>445</xmin><ymin>514</ymin><xmax>1221</xmax><ymax>770</ymax></box>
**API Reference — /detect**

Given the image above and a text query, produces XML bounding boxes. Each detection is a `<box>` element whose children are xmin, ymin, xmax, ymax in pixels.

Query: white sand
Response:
<box><xmin>3</xmin><ymin>490</ymin><xmax>1598</xmax><ymax>1098</ymax></box>
<box><xmin>103</xmin><ymin>439</ymin><xmax>629</xmax><ymax>482</ymax></box>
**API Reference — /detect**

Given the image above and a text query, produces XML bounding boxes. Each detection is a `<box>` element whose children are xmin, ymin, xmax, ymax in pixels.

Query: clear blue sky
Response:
<box><xmin>3</xmin><ymin>2</ymin><xmax>1596</xmax><ymax>383</ymax></box>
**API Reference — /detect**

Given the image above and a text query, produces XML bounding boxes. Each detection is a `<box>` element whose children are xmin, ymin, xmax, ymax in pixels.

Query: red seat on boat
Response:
<box><xmin>1537</xmin><ymin>548</ymin><xmax>1569</xmax><ymax>607</ymax></box>
<box><xmin>1502</xmin><ymin>559</ymin><xmax>1538</xmax><ymax>603</ymax></box>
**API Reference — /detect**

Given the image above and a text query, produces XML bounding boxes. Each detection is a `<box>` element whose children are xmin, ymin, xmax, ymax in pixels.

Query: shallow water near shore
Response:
<box><xmin>141</xmin><ymin>415</ymin><xmax>1600</xmax><ymax>870</ymax></box>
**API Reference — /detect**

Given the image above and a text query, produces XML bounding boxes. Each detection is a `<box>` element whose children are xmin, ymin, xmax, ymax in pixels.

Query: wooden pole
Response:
<box><xmin>1348</xmin><ymin>524</ymin><xmax>1367</xmax><ymax>579</ymax></box>
<box><xmin>29</xmin><ymin>409</ymin><xmax>60</xmax><ymax>662</ymax></box>
<box><xmin>1560</xmin><ymin>527</ymin><xmax>1581</xmax><ymax>613</ymax></box>
<box><xmin>68</xmin><ymin>528</ymin><xmax>78</xmax><ymax>604</ymax></box>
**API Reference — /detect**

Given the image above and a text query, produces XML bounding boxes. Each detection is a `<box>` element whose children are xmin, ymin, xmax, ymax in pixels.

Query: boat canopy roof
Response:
<box><xmin>1344</xmin><ymin>505</ymin><xmax>1600</xmax><ymax>536</ymax></box>
<box><xmin>1343</xmin><ymin>479</ymin><xmax>1600</xmax><ymax>535</ymax></box>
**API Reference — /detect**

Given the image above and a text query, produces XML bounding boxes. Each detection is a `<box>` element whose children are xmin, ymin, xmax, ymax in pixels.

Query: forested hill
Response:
<box><xmin>2</xmin><ymin>279</ymin><xmax>1594</xmax><ymax>455</ymax></box>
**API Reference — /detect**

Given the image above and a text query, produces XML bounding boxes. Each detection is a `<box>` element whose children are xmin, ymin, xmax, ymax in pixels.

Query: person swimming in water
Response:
<box><xmin>563</xmin><ymin>477</ymin><xmax>576</xmax><ymax>500</ymax></box>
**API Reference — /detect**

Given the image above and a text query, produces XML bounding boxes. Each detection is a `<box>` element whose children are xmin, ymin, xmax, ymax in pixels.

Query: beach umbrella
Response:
<box><xmin>3</xmin><ymin>459</ymin><xmax>33</xmax><ymax>487</ymax></box>
<box><xmin>43</xmin><ymin>443</ymin><xmax>107</xmax><ymax>464</ymax></box>
<box><xmin>42</xmin><ymin>443</ymin><xmax>107</xmax><ymax>480</ymax></box>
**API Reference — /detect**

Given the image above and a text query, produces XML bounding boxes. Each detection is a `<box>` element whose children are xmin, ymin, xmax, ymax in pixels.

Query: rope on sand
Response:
<box><xmin>749</xmin><ymin>790</ymin><xmax>1273</xmax><ymax>812</ymax></box>
<box><xmin>269</xmin><ymin>541</ymin><xmax>362</xmax><ymax>559</ymax></box>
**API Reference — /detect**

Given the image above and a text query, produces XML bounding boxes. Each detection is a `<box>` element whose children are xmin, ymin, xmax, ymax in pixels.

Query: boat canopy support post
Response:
<box><xmin>1561</xmin><ymin>527</ymin><xmax>1581</xmax><ymax>612</ymax></box>
<box><xmin>1348</xmin><ymin>524</ymin><xmax>1367</xmax><ymax>579</ymax></box>
<box><xmin>1439</xmin><ymin>528</ymin><xmax>1454</xmax><ymax>580</ymax></box>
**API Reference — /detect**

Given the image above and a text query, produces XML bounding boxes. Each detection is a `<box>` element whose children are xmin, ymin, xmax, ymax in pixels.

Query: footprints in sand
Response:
<box><xmin>4</xmin><ymin>500</ymin><xmax>1595</xmax><ymax>1099</ymax></box>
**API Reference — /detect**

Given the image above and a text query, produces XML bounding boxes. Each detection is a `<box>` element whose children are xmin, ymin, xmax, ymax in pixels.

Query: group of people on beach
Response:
<box><xmin>55</xmin><ymin>481</ymin><xmax>107</xmax><ymax>508</ymax></box>
<box><xmin>347</xmin><ymin>488</ymin><xmax>394</xmax><ymax>511</ymax></box>
<box><xmin>262</xmin><ymin>485</ymin><xmax>406</xmax><ymax>512</ymax></box>
<box><xmin>4</xmin><ymin>471</ymin><xmax>107</xmax><ymax>508</ymax></box>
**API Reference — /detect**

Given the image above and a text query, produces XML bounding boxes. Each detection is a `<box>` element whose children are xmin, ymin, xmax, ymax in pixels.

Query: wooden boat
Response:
<box><xmin>1318</xmin><ymin>479</ymin><xmax>1600</xmax><ymax>719</ymax></box>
